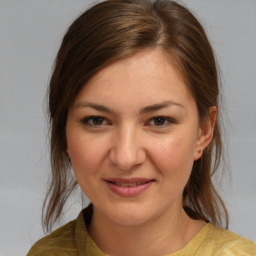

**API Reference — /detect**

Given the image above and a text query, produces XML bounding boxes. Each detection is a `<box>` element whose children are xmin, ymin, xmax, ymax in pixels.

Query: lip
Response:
<box><xmin>104</xmin><ymin>178</ymin><xmax>155</xmax><ymax>197</ymax></box>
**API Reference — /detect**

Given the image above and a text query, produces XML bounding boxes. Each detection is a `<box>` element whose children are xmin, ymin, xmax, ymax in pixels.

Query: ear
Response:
<box><xmin>193</xmin><ymin>106</ymin><xmax>217</xmax><ymax>160</ymax></box>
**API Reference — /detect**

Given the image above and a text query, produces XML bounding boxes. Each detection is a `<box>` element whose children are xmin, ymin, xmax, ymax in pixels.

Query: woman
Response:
<box><xmin>27</xmin><ymin>0</ymin><xmax>256</xmax><ymax>255</ymax></box>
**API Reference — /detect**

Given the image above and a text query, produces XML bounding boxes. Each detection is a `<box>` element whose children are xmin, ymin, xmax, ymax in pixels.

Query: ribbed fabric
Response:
<box><xmin>27</xmin><ymin>207</ymin><xmax>256</xmax><ymax>256</ymax></box>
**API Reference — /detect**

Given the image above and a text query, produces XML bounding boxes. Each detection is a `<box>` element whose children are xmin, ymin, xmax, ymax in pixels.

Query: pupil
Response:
<box><xmin>154</xmin><ymin>117</ymin><xmax>165</xmax><ymax>126</ymax></box>
<box><xmin>93</xmin><ymin>117</ymin><xmax>103</xmax><ymax>125</ymax></box>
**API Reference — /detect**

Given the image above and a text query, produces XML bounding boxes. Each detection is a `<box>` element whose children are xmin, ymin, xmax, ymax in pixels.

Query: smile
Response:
<box><xmin>104</xmin><ymin>178</ymin><xmax>155</xmax><ymax>197</ymax></box>
<box><xmin>111</xmin><ymin>181</ymin><xmax>149</xmax><ymax>187</ymax></box>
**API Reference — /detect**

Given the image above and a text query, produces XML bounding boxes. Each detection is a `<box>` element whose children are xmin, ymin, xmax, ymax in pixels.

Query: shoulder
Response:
<box><xmin>26</xmin><ymin>205</ymin><xmax>96</xmax><ymax>256</ymax></box>
<box><xmin>26</xmin><ymin>207</ymin><xmax>93</xmax><ymax>256</ymax></box>
<box><xmin>27</xmin><ymin>219</ymin><xmax>78</xmax><ymax>256</ymax></box>
<box><xmin>203</xmin><ymin>224</ymin><xmax>256</xmax><ymax>255</ymax></box>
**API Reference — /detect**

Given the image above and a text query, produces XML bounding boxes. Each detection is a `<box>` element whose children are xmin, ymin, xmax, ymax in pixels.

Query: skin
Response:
<box><xmin>66</xmin><ymin>49</ymin><xmax>216</xmax><ymax>256</ymax></box>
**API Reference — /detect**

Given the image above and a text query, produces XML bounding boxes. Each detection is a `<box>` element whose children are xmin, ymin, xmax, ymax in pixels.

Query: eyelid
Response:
<box><xmin>81</xmin><ymin>116</ymin><xmax>111</xmax><ymax>126</ymax></box>
<box><xmin>80</xmin><ymin>115</ymin><xmax>176</xmax><ymax>128</ymax></box>
<box><xmin>145</xmin><ymin>116</ymin><xmax>176</xmax><ymax>127</ymax></box>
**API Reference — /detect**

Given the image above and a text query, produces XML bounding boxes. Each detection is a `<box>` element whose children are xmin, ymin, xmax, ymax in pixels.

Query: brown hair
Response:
<box><xmin>43</xmin><ymin>0</ymin><xmax>228</xmax><ymax>232</ymax></box>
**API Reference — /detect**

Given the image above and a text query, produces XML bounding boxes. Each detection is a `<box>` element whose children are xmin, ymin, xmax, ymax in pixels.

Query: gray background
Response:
<box><xmin>0</xmin><ymin>0</ymin><xmax>255</xmax><ymax>255</ymax></box>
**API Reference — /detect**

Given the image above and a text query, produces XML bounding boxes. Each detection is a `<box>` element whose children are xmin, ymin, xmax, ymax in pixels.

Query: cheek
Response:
<box><xmin>67</xmin><ymin>134</ymin><xmax>108</xmax><ymax>177</ymax></box>
<box><xmin>149</xmin><ymin>135</ymin><xmax>196</xmax><ymax>177</ymax></box>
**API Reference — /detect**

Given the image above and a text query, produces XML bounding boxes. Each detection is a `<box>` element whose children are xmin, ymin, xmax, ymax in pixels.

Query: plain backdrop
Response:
<box><xmin>0</xmin><ymin>0</ymin><xmax>255</xmax><ymax>255</ymax></box>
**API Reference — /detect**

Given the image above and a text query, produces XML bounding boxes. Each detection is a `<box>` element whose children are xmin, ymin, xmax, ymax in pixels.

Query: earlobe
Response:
<box><xmin>194</xmin><ymin>106</ymin><xmax>217</xmax><ymax>160</ymax></box>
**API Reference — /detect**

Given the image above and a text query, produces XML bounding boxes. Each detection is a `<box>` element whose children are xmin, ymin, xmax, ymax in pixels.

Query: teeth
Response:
<box><xmin>115</xmin><ymin>182</ymin><xmax>144</xmax><ymax>187</ymax></box>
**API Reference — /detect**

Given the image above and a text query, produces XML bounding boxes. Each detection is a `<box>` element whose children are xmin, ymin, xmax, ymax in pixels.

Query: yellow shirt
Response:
<box><xmin>27</xmin><ymin>208</ymin><xmax>256</xmax><ymax>256</ymax></box>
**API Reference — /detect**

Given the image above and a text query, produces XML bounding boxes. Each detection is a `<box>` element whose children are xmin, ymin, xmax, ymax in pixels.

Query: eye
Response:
<box><xmin>81</xmin><ymin>116</ymin><xmax>109</xmax><ymax>126</ymax></box>
<box><xmin>147</xmin><ymin>116</ymin><xmax>175</xmax><ymax>127</ymax></box>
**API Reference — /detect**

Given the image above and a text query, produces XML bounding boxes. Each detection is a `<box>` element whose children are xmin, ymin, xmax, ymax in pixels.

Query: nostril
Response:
<box><xmin>108</xmin><ymin>135</ymin><xmax>146</xmax><ymax>171</ymax></box>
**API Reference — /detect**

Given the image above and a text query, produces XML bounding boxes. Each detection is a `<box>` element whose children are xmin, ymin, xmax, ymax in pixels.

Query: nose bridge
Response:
<box><xmin>110</xmin><ymin>124</ymin><xmax>145</xmax><ymax>170</ymax></box>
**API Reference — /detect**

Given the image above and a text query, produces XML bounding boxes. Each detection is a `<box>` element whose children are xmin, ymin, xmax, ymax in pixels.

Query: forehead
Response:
<box><xmin>96</xmin><ymin>49</ymin><xmax>183</xmax><ymax>82</ymax></box>
<box><xmin>73</xmin><ymin>48</ymin><xmax>195</xmax><ymax>113</ymax></box>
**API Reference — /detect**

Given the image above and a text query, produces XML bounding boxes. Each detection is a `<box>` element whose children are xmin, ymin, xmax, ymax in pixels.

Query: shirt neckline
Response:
<box><xmin>75</xmin><ymin>206</ymin><xmax>213</xmax><ymax>256</ymax></box>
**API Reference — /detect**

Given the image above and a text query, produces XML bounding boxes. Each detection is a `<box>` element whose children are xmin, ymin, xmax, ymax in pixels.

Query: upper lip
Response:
<box><xmin>104</xmin><ymin>178</ymin><xmax>155</xmax><ymax>183</ymax></box>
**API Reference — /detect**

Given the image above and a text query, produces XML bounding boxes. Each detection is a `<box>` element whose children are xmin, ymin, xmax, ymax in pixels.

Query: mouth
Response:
<box><xmin>103</xmin><ymin>178</ymin><xmax>155</xmax><ymax>197</ymax></box>
<box><xmin>107</xmin><ymin>180</ymin><xmax>153</xmax><ymax>187</ymax></box>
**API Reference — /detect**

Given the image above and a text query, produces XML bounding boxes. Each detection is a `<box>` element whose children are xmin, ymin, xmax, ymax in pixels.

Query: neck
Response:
<box><xmin>88</xmin><ymin>205</ymin><xmax>204</xmax><ymax>256</ymax></box>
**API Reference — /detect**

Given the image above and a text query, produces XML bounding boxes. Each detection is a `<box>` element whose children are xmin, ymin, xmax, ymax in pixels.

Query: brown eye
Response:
<box><xmin>146</xmin><ymin>116</ymin><xmax>175</xmax><ymax>128</ymax></box>
<box><xmin>81</xmin><ymin>116</ymin><xmax>108</xmax><ymax>126</ymax></box>
<box><xmin>153</xmin><ymin>117</ymin><xmax>167</xmax><ymax>126</ymax></box>
<box><xmin>91</xmin><ymin>117</ymin><xmax>104</xmax><ymax>125</ymax></box>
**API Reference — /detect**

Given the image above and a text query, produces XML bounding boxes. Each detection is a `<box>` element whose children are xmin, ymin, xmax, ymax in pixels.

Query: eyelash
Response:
<box><xmin>81</xmin><ymin>116</ymin><xmax>110</xmax><ymax>127</ymax></box>
<box><xmin>146</xmin><ymin>116</ymin><xmax>176</xmax><ymax>127</ymax></box>
<box><xmin>81</xmin><ymin>116</ymin><xmax>176</xmax><ymax>128</ymax></box>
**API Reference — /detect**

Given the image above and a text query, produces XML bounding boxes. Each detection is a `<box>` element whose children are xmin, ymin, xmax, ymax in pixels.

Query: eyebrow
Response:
<box><xmin>74</xmin><ymin>102</ymin><xmax>113</xmax><ymax>113</ymax></box>
<box><xmin>140</xmin><ymin>101</ymin><xmax>184</xmax><ymax>114</ymax></box>
<box><xmin>74</xmin><ymin>100</ymin><xmax>184</xmax><ymax>114</ymax></box>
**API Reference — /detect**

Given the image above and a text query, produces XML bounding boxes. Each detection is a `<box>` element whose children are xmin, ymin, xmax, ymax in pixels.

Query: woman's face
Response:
<box><xmin>66</xmin><ymin>49</ymin><xmax>212</xmax><ymax>226</ymax></box>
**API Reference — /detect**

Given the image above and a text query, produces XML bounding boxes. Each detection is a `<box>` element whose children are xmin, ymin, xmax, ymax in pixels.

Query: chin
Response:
<box><xmin>101</xmin><ymin>201</ymin><xmax>158</xmax><ymax>227</ymax></box>
<box><xmin>111</xmin><ymin>212</ymin><xmax>151</xmax><ymax>227</ymax></box>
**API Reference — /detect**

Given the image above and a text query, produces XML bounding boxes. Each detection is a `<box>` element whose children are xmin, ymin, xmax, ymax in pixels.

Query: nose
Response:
<box><xmin>109</xmin><ymin>126</ymin><xmax>146</xmax><ymax>171</ymax></box>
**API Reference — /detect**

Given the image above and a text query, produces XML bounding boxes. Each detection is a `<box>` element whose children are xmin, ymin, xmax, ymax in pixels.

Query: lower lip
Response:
<box><xmin>105</xmin><ymin>181</ymin><xmax>154</xmax><ymax>197</ymax></box>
